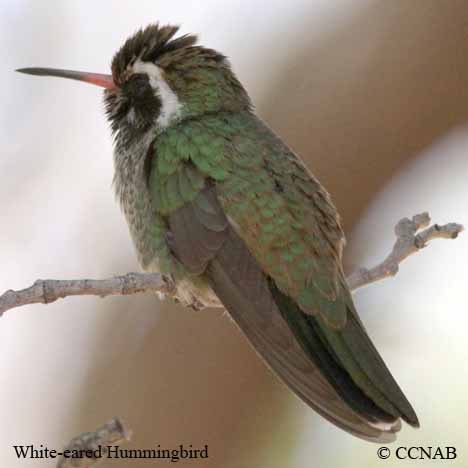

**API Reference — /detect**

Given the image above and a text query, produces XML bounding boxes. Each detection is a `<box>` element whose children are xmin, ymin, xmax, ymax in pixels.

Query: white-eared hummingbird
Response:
<box><xmin>17</xmin><ymin>23</ymin><xmax>418</xmax><ymax>442</ymax></box>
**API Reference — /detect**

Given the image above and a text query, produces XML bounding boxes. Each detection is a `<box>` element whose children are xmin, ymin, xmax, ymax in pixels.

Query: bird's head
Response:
<box><xmin>18</xmin><ymin>24</ymin><xmax>251</xmax><ymax>141</ymax></box>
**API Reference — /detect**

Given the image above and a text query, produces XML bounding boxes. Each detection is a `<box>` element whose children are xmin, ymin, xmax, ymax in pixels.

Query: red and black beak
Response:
<box><xmin>16</xmin><ymin>67</ymin><xmax>116</xmax><ymax>90</ymax></box>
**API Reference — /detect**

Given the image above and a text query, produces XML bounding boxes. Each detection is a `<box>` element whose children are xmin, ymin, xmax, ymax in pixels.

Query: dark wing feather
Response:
<box><xmin>168</xmin><ymin>187</ymin><xmax>227</xmax><ymax>274</ymax></box>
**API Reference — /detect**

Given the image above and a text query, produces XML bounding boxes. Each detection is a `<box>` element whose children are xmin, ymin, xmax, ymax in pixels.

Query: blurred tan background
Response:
<box><xmin>1</xmin><ymin>0</ymin><xmax>468</xmax><ymax>466</ymax></box>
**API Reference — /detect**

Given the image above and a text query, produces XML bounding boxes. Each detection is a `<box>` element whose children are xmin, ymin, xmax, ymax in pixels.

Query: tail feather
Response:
<box><xmin>205</xmin><ymin>228</ymin><xmax>417</xmax><ymax>441</ymax></box>
<box><xmin>322</xmin><ymin>303</ymin><xmax>419</xmax><ymax>427</ymax></box>
<box><xmin>270</xmin><ymin>282</ymin><xmax>419</xmax><ymax>428</ymax></box>
<box><xmin>271</xmin><ymin>285</ymin><xmax>396</xmax><ymax>425</ymax></box>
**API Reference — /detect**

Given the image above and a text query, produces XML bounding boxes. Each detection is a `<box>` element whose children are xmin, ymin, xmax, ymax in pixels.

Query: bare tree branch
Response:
<box><xmin>0</xmin><ymin>213</ymin><xmax>463</xmax><ymax>316</ymax></box>
<box><xmin>0</xmin><ymin>273</ymin><xmax>172</xmax><ymax>317</ymax></box>
<box><xmin>56</xmin><ymin>418</ymin><xmax>131</xmax><ymax>468</ymax></box>
<box><xmin>346</xmin><ymin>212</ymin><xmax>464</xmax><ymax>291</ymax></box>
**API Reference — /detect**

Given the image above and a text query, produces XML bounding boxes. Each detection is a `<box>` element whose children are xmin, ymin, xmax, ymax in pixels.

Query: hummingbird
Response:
<box><xmin>17</xmin><ymin>23</ymin><xmax>418</xmax><ymax>442</ymax></box>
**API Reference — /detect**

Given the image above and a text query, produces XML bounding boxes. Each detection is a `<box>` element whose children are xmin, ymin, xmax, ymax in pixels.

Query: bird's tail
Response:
<box><xmin>269</xmin><ymin>281</ymin><xmax>419</xmax><ymax>429</ymax></box>
<box><xmin>207</xmin><ymin>227</ymin><xmax>418</xmax><ymax>442</ymax></box>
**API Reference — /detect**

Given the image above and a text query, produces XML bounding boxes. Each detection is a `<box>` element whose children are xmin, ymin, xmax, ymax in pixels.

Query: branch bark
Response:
<box><xmin>56</xmin><ymin>418</ymin><xmax>131</xmax><ymax>468</ymax></box>
<box><xmin>346</xmin><ymin>212</ymin><xmax>463</xmax><ymax>290</ymax></box>
<box><xmin>0</xmin><ymin>212</ymin><xmax>463</xmax><ymax>317</ymax></box>
<box><xmin>0</xmin><ymin>273</ymin><xmax>171</xmax><ymax>316</ymax></box>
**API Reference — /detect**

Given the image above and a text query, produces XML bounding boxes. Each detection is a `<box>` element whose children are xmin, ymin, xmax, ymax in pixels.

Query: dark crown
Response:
<box><xmin>111</xmin><ymin>24</ymin><xmax>197</xmax><ymax>85</ymax></box>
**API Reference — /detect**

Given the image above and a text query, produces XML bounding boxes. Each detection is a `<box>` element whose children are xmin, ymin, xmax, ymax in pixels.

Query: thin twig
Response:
<box><xmin>0</xmin><ymin>213</ymin><xmax>463</xmax><ymax>316</ymax></box>
<box><xmin>0</xmin><ymin>272</ymin><xmax>172</xmax><ymax>316</ymax></box>
<box><xmin>346</xmin><ymin>212</ymin><xmax>463</xmax><ymax>291</ymax></box>
<box><xmin>56</xmin><ymin>418</ymin><xmax>131</xmax><ymax>468</ymax></box>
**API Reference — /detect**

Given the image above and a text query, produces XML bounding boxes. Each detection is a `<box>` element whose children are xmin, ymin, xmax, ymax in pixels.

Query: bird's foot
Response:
<box><xmin>155</xmin><ymin>275</ymin><xmax>177</xmax><ymax>302</ymax></box>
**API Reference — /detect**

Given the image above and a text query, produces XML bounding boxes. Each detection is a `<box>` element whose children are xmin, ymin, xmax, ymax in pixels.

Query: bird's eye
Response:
<box><xmin>125</xmin><ymin>73</ymin><xmax>151</xmax><ymax>98</ymax></box>
<box><xmin>128</xmin><ymin>73</ymin><xmax>148</xmax><ymax>85</ymax></box>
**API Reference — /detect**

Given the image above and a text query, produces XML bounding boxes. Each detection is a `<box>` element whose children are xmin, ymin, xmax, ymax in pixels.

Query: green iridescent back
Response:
<box><xmin>149</xmin><ymin>110</ymin><xmax>350</xmax><ymax>328</ymax></box>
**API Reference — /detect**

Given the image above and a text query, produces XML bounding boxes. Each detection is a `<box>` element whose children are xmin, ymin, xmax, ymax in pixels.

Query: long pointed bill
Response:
<box><xmin>16</xmin><ymin>67</ymin><xmax>116</xmax><ymax>90</ymax></box>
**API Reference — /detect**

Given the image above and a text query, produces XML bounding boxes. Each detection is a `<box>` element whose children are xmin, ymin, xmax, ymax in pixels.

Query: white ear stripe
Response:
<box><xmin>133</xmin><ymin>59</ymin><xmax>182</xmax><ymax>128</ymax></box>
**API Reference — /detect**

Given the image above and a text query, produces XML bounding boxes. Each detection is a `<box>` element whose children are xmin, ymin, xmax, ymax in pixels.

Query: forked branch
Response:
<box><xmin>0</xmin><ymin>213</ymin><xmax>463</xmax><ymax>318</ymax></box>
<box><xmin>346</xmin><ymin>212</ymin><xmax>463</xmax><ymax>290</ymax></box>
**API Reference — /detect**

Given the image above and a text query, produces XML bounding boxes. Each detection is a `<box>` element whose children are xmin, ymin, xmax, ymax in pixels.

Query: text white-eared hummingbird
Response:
<box><xmin>17</xmin><ymin>23</ymin><xmax>418</xmax><ymax>442</ymax></box>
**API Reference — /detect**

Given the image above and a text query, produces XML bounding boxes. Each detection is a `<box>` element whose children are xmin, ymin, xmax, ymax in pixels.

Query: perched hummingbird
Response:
<box><xmin>18</xmin><ymin>24</ymin><xmax>418</xmax><ymax>441</ymax></box>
